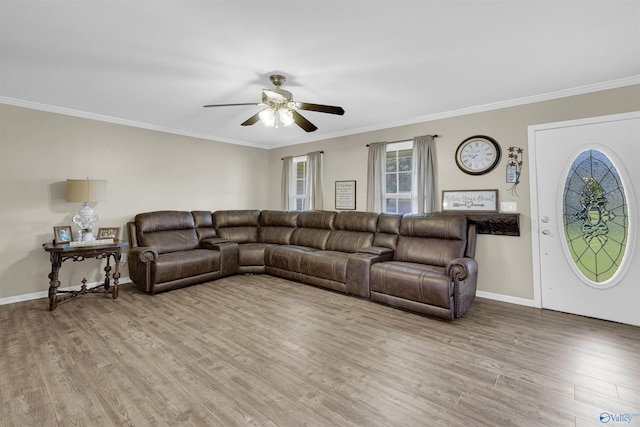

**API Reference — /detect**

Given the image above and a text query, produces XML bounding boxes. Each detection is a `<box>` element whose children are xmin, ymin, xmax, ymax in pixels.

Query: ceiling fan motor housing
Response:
<box><xmin>269</xmin><ymin>74</ymin><xmax>286</xmax><ymax>87</ymax></box>
<box><xmin>262</xmin><ymin>88</ymin><xmax>293</xmax><ymax>110</ymax></box>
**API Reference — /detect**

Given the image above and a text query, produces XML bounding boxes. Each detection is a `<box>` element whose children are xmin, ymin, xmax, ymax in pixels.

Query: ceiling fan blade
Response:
<box><xmin>295</xmin><ymin>102</ymin><xmax>345</xmax><ymax>115</ymax></box>
<box><xmin>203</xmin><ymin>102</ymin><xmax>258</xmax><ymax>108</ymax></box>
<box><xmin>291</xmin><ymin>110</ymin><xmax>318</xmax><ymax>132</ymax></box>
<box><xmin>241</xmin><ymin>111</ymin><xmax>262</xmax><ymax>126</ymax></box>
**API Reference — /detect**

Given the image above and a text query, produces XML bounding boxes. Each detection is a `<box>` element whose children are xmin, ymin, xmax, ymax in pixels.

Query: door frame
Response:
<box><xmin>528</xmin><ymin>111</ymin><xmax>640</xmax><ymax>310</ymax></box>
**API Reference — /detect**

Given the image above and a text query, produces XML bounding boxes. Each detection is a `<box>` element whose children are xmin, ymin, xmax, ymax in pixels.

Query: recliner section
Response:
<box><xmin>127</xmin><ymin>209</ymin><xmax>478</xmax><ymax>319</ymax></box>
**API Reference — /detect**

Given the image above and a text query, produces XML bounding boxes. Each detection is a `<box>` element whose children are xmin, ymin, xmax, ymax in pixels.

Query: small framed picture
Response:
<box><xmin>442</xmin><ymin>189</ymin><xmax>499</xmax><ymax>212</ymax></box>
<box><xmin>53</xmin><ymin>226</ymin><xmax>73</xmax><ymax>244</ymax></box>
<box><xmin>335</xmin><ymin>180</ymin><xmax>356</xmax><ymax>210</ymax></box>
<box><xmin>97</xmin><ymin>227</ymin><xmax>120</xmax><ymax>239</ymax></box>
<box><xmin>506</xmin><ymin>164</ymin><xmax>518</xmax><ymax>183</ymax></box>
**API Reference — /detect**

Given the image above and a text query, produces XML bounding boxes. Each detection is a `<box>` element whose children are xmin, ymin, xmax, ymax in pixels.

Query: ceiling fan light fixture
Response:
<box><xmin>259</xmin><ymin>107</ymin><xmax>294</xmax><ymax>128</ymax></box>
<box><xmin>278</xmin><ymin>108</ymin><xmax>294</xmax><ymax>127</ymax></box>
<box><xmin>259</xmin><ymin>108</ymin><xmax>276</xmax><ymax>127</ymax></box>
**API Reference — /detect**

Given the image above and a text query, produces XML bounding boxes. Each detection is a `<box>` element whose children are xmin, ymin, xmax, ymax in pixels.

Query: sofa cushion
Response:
<box><xmin>395</xmin><ymin>215</ymin><xmax>467</xmax><ymax>266</ymax></box>
<box><xmin>154</xmin><ymin>249</ymin><xmax>221</xmax><ymax>284</ymax></box>
<box><xmin>325</xmin><ymin>231</ymin><xmax>374</xmax><ymax>253</ymax></box>
<box><xmin>299</xmin><ymin>250</ymin><xmax>349</xmax><ymax>283</ymax></box>
<box><xmin>213</xmin><ymin>210</ymin><xmax>260</xmax><ymax>243</ymax></box>
<box><xmin>259</xmin><ymin>210</ymin><xmax>298</xmax><ymax>245</ymax></box>
<box><xmin>324</xmin><ymin>211</ymin><xmax>377</xmax><ymax>253</ymax></box>
<box><xmin>136</xmin><ymin>211</ymin><xmax>199</xmax><ymax>254</ymax></box>
<box><xmin>238</xmin><ymin>242</ymin><xmax>272</xmax><ymax>266</ymax></box>
<box><xmin>370</xmin><ymin>261</ymin><xmax>453</xmax><ymax>309</ymax></box>
<box><xmin>297</xmin><ymin>210</ymin><xmax>336</xmax><ymax>229</ymax></box>
<box><xmin>332</xmin><ymin>211</ymin><xmax>377</xmax><ymax>232</ymax></box>
<box><xmin>192</xmin><ymin>211</ymin><xmax>217</xmax><ymax>240</ymax></box>
<box><xmin>265</xmin><ymin>245</ymin><xmax>319</xmax><ymax>272</ymax></box>
<box><xmin>372</xmin><ymin>213</ymin><xmax>402</xmax><ymax>250</ymax></box>
<box><xmin>290</xmin><ymin>211</ymin><xmax>335</xmax><ymax>250</ymax></box>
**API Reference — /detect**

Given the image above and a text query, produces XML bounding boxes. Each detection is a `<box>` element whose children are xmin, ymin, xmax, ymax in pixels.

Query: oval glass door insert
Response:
<box><xmin>562</xmin><ymin>148</ymin><xmax>630</xmax><ymax>287</ymax></box>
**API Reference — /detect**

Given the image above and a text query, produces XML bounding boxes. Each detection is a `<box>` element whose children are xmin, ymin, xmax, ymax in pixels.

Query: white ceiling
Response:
<box><xmin>1</xmin><ymin>1</ymin><xmax>639</xmax><ymax>149</ymax></box>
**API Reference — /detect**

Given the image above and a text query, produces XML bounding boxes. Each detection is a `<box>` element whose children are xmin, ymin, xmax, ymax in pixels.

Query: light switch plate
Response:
<box><xmin>500</xmin><ymin>202</ymin><xmax>518</xmax><ymax>212</ymax></box>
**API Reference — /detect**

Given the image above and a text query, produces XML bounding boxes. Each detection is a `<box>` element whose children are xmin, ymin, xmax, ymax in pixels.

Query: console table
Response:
<box><xmin>42</xmin><ymin>240</ymin><xmax>127</xmax><ymax>311</ymax></box>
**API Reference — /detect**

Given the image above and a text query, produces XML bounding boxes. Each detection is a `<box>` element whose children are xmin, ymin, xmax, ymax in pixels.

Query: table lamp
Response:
<box><xmin>66</xmin><ymin>179</ymin><xmax>107</xmax><ymax>241</ymax></box>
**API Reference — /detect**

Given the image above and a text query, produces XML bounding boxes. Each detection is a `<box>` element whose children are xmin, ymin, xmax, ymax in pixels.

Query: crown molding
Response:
<box><xmin>2</xmin><ymin>76</ymin><xmax>638</xmax><ymax>150</ymax></box>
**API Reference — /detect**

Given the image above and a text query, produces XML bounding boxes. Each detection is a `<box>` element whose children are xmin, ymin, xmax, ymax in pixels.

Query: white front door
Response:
<box><xmin>529</xmin><ymin>112</ymin><xmax>640</xmax><ymax>326</ymax></box>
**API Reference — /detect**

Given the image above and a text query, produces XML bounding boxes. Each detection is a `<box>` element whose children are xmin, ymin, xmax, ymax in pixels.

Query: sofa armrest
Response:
<box><xmin>199</xmin><ymin>237</ymin><xmax>231</xmax><ymax>248</ymax></box>
<box><xmin>200</xmin><ymin>239</ymin><xmax>239</xmax><ymax>277</ymax></box>
<box><xmin>446</xmin><ymin>257</ymin><xmax>479</xmax><ymax>318</ymax></box>
<box><xmin>357</xmin><ymin>246</ymin><xmax>394</xmax><ymax>256</ymax></box>
<box><xmin>346</xmin><ymin>251</ymin><xmax>395</xmax><ymax>298</ymax></box>
<box><xmin>128</xmin><ymin>247</ymin><xmax>159</xmax><ymax>293</ymax></box>
<box><xmin>445</xmin><ymin>257</ymin><xmax>477</xmax><ymax>281</ymax></box>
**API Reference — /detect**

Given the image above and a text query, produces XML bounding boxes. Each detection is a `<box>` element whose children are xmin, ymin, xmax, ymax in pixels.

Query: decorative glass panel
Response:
<box><xmin>562</xmin><ymin>149</ymin><xmax>629</xmax><ymax>285</ymax></box>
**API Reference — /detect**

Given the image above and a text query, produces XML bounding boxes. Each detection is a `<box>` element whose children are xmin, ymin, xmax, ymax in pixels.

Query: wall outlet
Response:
<box><xmin>121</xmin><ymin>253</ymin><xmax>128</xmax><ymax>263</ymax></box>
<box><xmin>500</xmin><ymin>202</ymin><xmax>518</xmax><ymax>212</ymax></box>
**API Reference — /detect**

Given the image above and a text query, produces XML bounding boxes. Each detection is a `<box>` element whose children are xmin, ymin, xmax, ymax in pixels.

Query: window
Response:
<box><xmin>292</xmin><ymin>156</ymin><xmax>307</xmax><ymax>210</ymax></box>
<box><xmin>385</xmin><ymin>141</ymin><xmax>413</xmax><ymax>213</ymax></box>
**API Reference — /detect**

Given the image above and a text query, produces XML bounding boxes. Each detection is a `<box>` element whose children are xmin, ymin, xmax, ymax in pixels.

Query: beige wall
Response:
<box><xmin>0</xmin><ymin>105</ymin><xmax>268</xmax><ymax>300</ymax></box>
<box><xmin>267</xmin><ymin>85</ymin><xmax>640</xmax><ymax>302</ymax></box>
<box><xmin>2</xmin><ymin>85</ymin><xmax>638</xmax><ymax>304</ymax></box>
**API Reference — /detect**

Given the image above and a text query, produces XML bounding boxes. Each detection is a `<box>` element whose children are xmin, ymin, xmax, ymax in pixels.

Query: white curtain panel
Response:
<box><xmin>411</xmin><ymin>135</ymin><xmax>437</xmax><ymax>214</ymax></box>
<box><xmin>281</xmin><ymin>156</ymin><xmax>293</xmax><ymax>210</ymax></box>
<box><xmin>366</xmin><ymin>142</ymin><xmax>388</xmax><ymax>212</ymax></box>
<box><xmin>306</xmin><ymin>151</ymin><xmax>323</xmax><ymax>210</ymax></box>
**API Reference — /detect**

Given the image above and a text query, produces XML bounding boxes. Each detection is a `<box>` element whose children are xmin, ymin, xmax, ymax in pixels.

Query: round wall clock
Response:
<box><xmin>455</xmin><ymin>135</ymin><xmax>501</xmax><ymax>175</ymax></box>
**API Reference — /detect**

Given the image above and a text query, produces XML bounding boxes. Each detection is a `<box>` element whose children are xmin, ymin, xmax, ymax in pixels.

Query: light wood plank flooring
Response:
<box><xmin>2</xmin><ymin>274</ymin><xmax>639</xmax><ymax>426</ymax></box>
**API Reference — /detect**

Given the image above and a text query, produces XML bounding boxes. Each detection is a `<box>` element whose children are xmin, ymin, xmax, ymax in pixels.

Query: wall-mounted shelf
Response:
<box><xmin>467</xmin><ymin>212</ymin><xmax>520</xmax><ymax>236</ymax></box>
<box><xmin>437</xmin><ymin>212</ymin><xmax>520</xmax><ymax>236</ymax></box>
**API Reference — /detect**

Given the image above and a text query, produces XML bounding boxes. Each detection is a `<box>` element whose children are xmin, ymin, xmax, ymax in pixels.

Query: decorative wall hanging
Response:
<box><xmin>442</xmin><ymin>189</ymin><xmax>498</xmax><ymax>212</ymax></box>
<box><xmin>506</xmin><ymin>146</ymin><xmax>524</xmax><ymax>196</ymax></box>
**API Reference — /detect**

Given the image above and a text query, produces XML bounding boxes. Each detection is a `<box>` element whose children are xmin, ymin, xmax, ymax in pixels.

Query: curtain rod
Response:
<box><xmin>366</xmin><ymin>135</ymin><xmax>439</xmax><ymax>147</ymax></box>
<box><xmin>281</xmin><ymin>150</ymin><xmax>324</xmax><ymax>161</ymax></box>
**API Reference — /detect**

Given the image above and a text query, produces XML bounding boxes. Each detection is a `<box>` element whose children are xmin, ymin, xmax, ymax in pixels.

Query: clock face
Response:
<box><xmin>455</xmin><ymin>136</ymin><xmax>501</xmax><ymax>175</ymax></box>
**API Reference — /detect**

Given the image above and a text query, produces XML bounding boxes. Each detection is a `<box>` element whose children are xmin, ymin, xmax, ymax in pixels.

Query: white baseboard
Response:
<box><xmin>0</xmin><ymin>277</ymin><xmax>132</xmax><ymax>306</ymax></box>
<box><xmin>476</xmin><ymin>290</ymin><xmax>535</xmax><ymax>307</ymax></box>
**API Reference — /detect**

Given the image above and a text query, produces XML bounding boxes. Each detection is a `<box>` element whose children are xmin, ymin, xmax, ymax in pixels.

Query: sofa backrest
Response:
<box><xmin>213</xmin><ymin>210</ymin><xmax>260</xmax><ymax>243</ymax></box>
<box><xmin>259</xmin><ymin>210</ymin><xmax>299</xmax><ymax>245</ymax></box>
<box><xmin>372</xmin><ymin>213</ymin><xmax>403</xmax><ymax>250</ymax></box>
<box><xmin>290</xmin><ymin>210</ymin><xmax>336</xmax><ymax>249</ymax></box>
<box><xmin>192</xmin><ymin>211</ymin><xmax>217</xmax><ymax>240</ymax></box>
<box><xmin>325</xmin><ymin>211</ymin><xmax>377</xmax><ymax>252</ymax></box>
<box><xmin>395</xmin><ymin>214</ymin><xmax>468</xmax><ymax>266</ymax></box>
<box><xmin>135</xmin><ymin>211</ymin><xmax>199</xmax><ymax>254</ymax></box>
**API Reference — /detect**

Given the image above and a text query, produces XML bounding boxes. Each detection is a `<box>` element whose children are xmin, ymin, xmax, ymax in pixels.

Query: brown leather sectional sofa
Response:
<box><xmin>127</xmin><ymin>209</ymin><xmax>478</xmax><ymax>320</ymax></box>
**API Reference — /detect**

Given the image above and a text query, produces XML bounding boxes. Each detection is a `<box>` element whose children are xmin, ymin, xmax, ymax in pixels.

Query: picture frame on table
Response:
<box><xmin>441</xmin><ymin>189</ymin><xmax>499</xmax><ymax>212</ymax></box>
<box><xmin>97</xmin><ymin>227</ymin><xmax>120</xmax><ymax>240</ymax></box>
<box><xmin>53</xmin><ymin>226</ymin><xmax>73</xmax><ymax>244</ymax></box>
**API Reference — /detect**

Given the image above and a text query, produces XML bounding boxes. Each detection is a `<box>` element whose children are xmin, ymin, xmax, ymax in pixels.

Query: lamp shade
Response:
<box><xmin>66</xmin><ymin>179</ymin><xmax>107</xmax><ymax>202</ymax></box>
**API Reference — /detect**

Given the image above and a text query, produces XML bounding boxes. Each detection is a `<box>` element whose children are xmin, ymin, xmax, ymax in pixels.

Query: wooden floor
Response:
<box><xmin>2</xmin><ymin>275</ymin><xmax>639</xmax><ymax>427</ymax></box>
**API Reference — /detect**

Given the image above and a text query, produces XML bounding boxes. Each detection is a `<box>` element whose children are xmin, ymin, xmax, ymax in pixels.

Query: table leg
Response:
<box><xmin>103</xmin><ymin>256</ymin><xmax>112</xmax><ymax>290</ymax></box>
<box><xmin>112</xmin><ymin>257</ymin><xmax>120</xmax><ymax>300</ymax></box>
<box><xmin>48</xmin><ymin>253</ymin><xmax>62</xmax><ymax>311</ymax></box>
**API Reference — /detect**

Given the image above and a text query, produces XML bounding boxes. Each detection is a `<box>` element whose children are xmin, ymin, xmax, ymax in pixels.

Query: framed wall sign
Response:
<box><xmin>335</xmin><ymin>180</ymin><xmax>356</xmax><ymax>210</ymax></box>
<box><xmin>442</xmin><ymin>189</ymin><xmax>498</xmax><ymax>212</ymax></box>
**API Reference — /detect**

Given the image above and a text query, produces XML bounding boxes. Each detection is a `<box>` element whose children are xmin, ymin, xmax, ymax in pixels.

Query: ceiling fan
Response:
<box><xmin>203</xmin><ymin>74</ymin><xmax>345</xmax><ymax>132</ymax></box>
